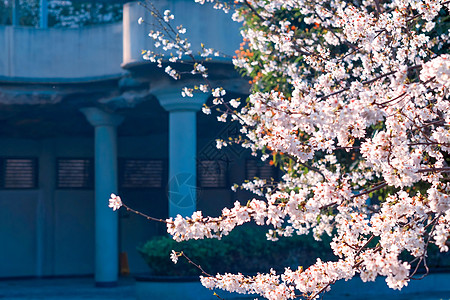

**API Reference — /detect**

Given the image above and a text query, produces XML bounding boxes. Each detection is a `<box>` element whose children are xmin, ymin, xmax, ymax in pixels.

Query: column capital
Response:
<box><xmin>80</xmin><ymin>107</ymin><xmax>124</xmax><ymax>127</ymax></box>
<box><xmin>153</xmin><ymin>88</ymin><xmax>209</xmax><ymax>112</ymax></box>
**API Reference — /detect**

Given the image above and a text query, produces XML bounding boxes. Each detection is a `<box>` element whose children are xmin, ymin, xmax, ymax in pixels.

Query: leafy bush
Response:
<box><xmin>138</xmin><ymin>225</ymin><xmax>335</xmax><ymax>276</ymax></box>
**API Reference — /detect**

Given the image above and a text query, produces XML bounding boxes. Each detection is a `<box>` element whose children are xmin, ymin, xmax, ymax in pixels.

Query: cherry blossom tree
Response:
<box><xmin>110</xmin><ymin>0</ymin><xmax>450</xmax><ymax>299</ymax></box>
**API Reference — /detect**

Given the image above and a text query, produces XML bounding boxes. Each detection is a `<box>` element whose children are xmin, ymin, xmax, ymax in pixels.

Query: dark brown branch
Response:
<box><xmin>409</xmin><ymin>216</ymin><xmax>439</xmax><ymax>279</ymax></box>
<box><xmin>320</xmin><ymin>65</ymin><xmax>422</xmax><ymax>101</ymax></box>
<box><xmin>352</xmin><ymin>182</ymin><xmax>388</xmax><ymax>199</ymax></box>
<box><xmin>409</xmin><ymin>142</ymin><xmax>450</xmax><ymax>147</ymax></box>
<box><xmin>374</xmin><ymin>0</ymin><xmax>382</xmax><ymax>16</ymax></box>
<box><xmin>122</xmin><ymin>203</ymin><xmax>170</xmax><ymax>223</ymax></box>
<box><xmin>417</xmin><ymin>167</ymin><xmax>450</xmax><ymax>173</ymax></box>
<box><xmin>355</xmin><ymin>235</ymin><xmax>375</xmax><ymax>257</ymax></box>
<box><xmin>243</xmin><ymin>0</ymin><xmax>266</xmax><ymax>21</ymax></box>
<box><xmin>284</xmin><ymin>153</ymin><xmax>328</xmax><ymax>181</ymax></box>
<box><xmin>406</xmin><ymin>0</ymin><xmax>450</xmax><ymax>23</ymax></box>
<box><xmin>180</xmin><ymin>252</ymin><xmax>214</xmax><ymax>277</ymax></box>
<box><xmin>308</xmin><ymin>280</ymin><xmax>336</xmax><ymax>300</ymax></box>
<box><xmin>375</xmin><ymin>91</ymin><xmax>407</xmax><ymax>107</ymax></box>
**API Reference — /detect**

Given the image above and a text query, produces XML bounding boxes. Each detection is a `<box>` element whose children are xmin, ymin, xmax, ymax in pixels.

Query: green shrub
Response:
<box><xmin>137</xmin><ymin>225</ymin><xmax>335</xmax><ymax>276</ymax></box>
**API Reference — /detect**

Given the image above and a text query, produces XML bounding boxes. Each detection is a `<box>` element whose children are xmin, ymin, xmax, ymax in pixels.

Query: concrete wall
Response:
<box><xmin>0</xmin><ymin>139</ymin><xmax>41</xmax><ymax>277</ymax></box>
<box><xmin>0</xmin><ymin>0</ymin><xmax>241</xmax><ymax>81</ymax></box>
<box><xmin>51</xmin><ymin>138</ymin><xmax>95</xmax><ymax>276</ymax></box>
<box><xmin>0</xmin><ymin>0</ymin><xmax>249</xmax><ymax>279</ymax></box>
<box><xmin>0</xmin><ymin>138</ymin><xmax>95</xmax><ymax>277</ymax></box>
<box><xmin>118</xmin><ymin>134</ymin><xmax>169</xmax><ymax>274</ymax></box>
<box><xmin>122</xmin><ymin>0</ymin><xmax>242</xmax><ymax>67</ymax></box>
<box><xmin>0</xmin><ymin>23</ymin><xmax>123</xmax><ymax>82</ymax></box>
<box><xmin>0</xmin><ymin>190</ymin><xmax>38</xmax><ymax>277</ymax></box>
<box><xmin>0</xmin><ymin>128</ymin><xmax>254</xmax><ymax>277</ymax></box>
<box><xmin>0</xmin><ymin>0</ymin><xmax>242</xmax><ymax>82</ymax></box>
<box><xmin>0</xmin><ymin>133</ymin><xmax>172</xmax><ymax>277</ymax></box>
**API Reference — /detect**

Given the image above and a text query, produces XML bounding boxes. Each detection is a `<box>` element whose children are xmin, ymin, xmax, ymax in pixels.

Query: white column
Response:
<box><xmin>39</xmin><ymin>0</ymin><xmax>48</xmax><ymax>28</ymax></box>
<box><xmin>154</xmin><ymin>89</ymin><xmax>209</xmax><ymax>218</ymax></box>
<box><xmin>12</xmin><ymin>0</ymin><xmax>19</xmax><ymax>26</ymax></box>
<box><xmin>80</xmin><ymin>107</ymin><xmax>123</xmax><ymax>287</ymax></box>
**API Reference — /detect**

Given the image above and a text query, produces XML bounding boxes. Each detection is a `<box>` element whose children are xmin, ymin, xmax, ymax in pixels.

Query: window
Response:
<box><xmin>198</xmin><ymin>160</ymin><xmax>227</xmax><ymax>188</ymax></box>
<box><xmin>57</xmin><ymin>158</ymin><xmax>94</xmax><ymax>189</ymax></box>
<box><xmin>246</xmin><ymin>160</ymin><xmax>278</xmax><ymax>180</ymax></box>
<box><xmin>119</xmin><ymin>159</ymin><xmax>165</xmax><ymax>189</ymax></box>
<box><xmin>0</xmin><ymin>158</ymin><xmax>38</xmax><ymax>189</ymax></box>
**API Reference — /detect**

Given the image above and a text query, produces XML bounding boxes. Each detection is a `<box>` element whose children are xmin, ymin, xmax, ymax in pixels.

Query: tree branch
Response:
<box><xmin>243</xmin><ymin>0</ymin><xmax>266</xmax><ymax>21</ymax></box>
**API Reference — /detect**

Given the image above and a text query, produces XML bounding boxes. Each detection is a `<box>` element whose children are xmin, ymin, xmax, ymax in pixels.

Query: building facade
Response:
<box><xmin>0</xmin><ymin>0</ymin><xmax>276</xmax><ymax>285</ymax></box>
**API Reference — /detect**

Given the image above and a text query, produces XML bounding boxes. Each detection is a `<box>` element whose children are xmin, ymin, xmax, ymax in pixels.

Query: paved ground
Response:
<box><xmin>0</xmin><ymin>276</ymin><xmax>448</xmax><ymax>300</ymax></box>
<box><xmin>334</xmin><ymin>291</ymin><xmax>450</xmax><ymax>300</ymax></box>
<box><xmin>0</xmin><ymin>277</ymin><xmax>136</xmax><ymax>299</ymax></box>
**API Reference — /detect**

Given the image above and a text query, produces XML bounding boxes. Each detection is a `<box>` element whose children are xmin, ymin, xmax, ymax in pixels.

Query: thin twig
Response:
<box><xmin>417</xmin><ymin>167</ymin><xmax>450</xmax><ymax>173</ymax></box>
<box><xmin>321</xmin><ymin>65</ymin><xmax>422</xmax><ymax>101</ymax></box>
<box><xmin>180</xmin><ymin>252</ymin><xmax>214</xmax><ymax>277</ymax></box>
<box><xmin>352</xmin><ymin>182</ymin><xmax>388</xmax><ymax>199</ymax></box>
<box><xmin>122</xmin><ymin>203</ymin><xmax>170</xmax><ymax>223</ymax></box>
<box><xmin>355</xmin><ymin>235</ymin><xmax>375</xmax><ymax>257</ymax></box>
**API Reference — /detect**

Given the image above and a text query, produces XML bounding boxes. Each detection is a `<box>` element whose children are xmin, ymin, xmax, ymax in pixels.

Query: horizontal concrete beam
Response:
<box><xmin>122</xmin><ymin>0</ymin><xmax>241</xmax><ymax>68</ymax></box>
<box><xmin>0</xmin><ymin>23</ymin><xmax>123</xmax><ymax>81</ymax></box>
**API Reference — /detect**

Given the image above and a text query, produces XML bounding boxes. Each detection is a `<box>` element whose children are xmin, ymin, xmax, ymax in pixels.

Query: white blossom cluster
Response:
<box><xmin>113</xmin><ymin>0</ymin><xmax>450</xmax><ymax>299</ymax></box>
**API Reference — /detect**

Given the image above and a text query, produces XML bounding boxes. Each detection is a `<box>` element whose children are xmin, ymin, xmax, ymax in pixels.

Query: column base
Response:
<box><xmin>95</xmin><ymin>281</ymin><xmax>118</xmax><ymax>288</ymax></box>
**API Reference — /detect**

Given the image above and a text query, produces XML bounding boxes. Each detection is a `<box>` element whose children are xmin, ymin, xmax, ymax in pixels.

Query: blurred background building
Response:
<box><xmin>0</xmin><ymin>0</ymin><xmax>278</xmax><ymax>286</ymax></box>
